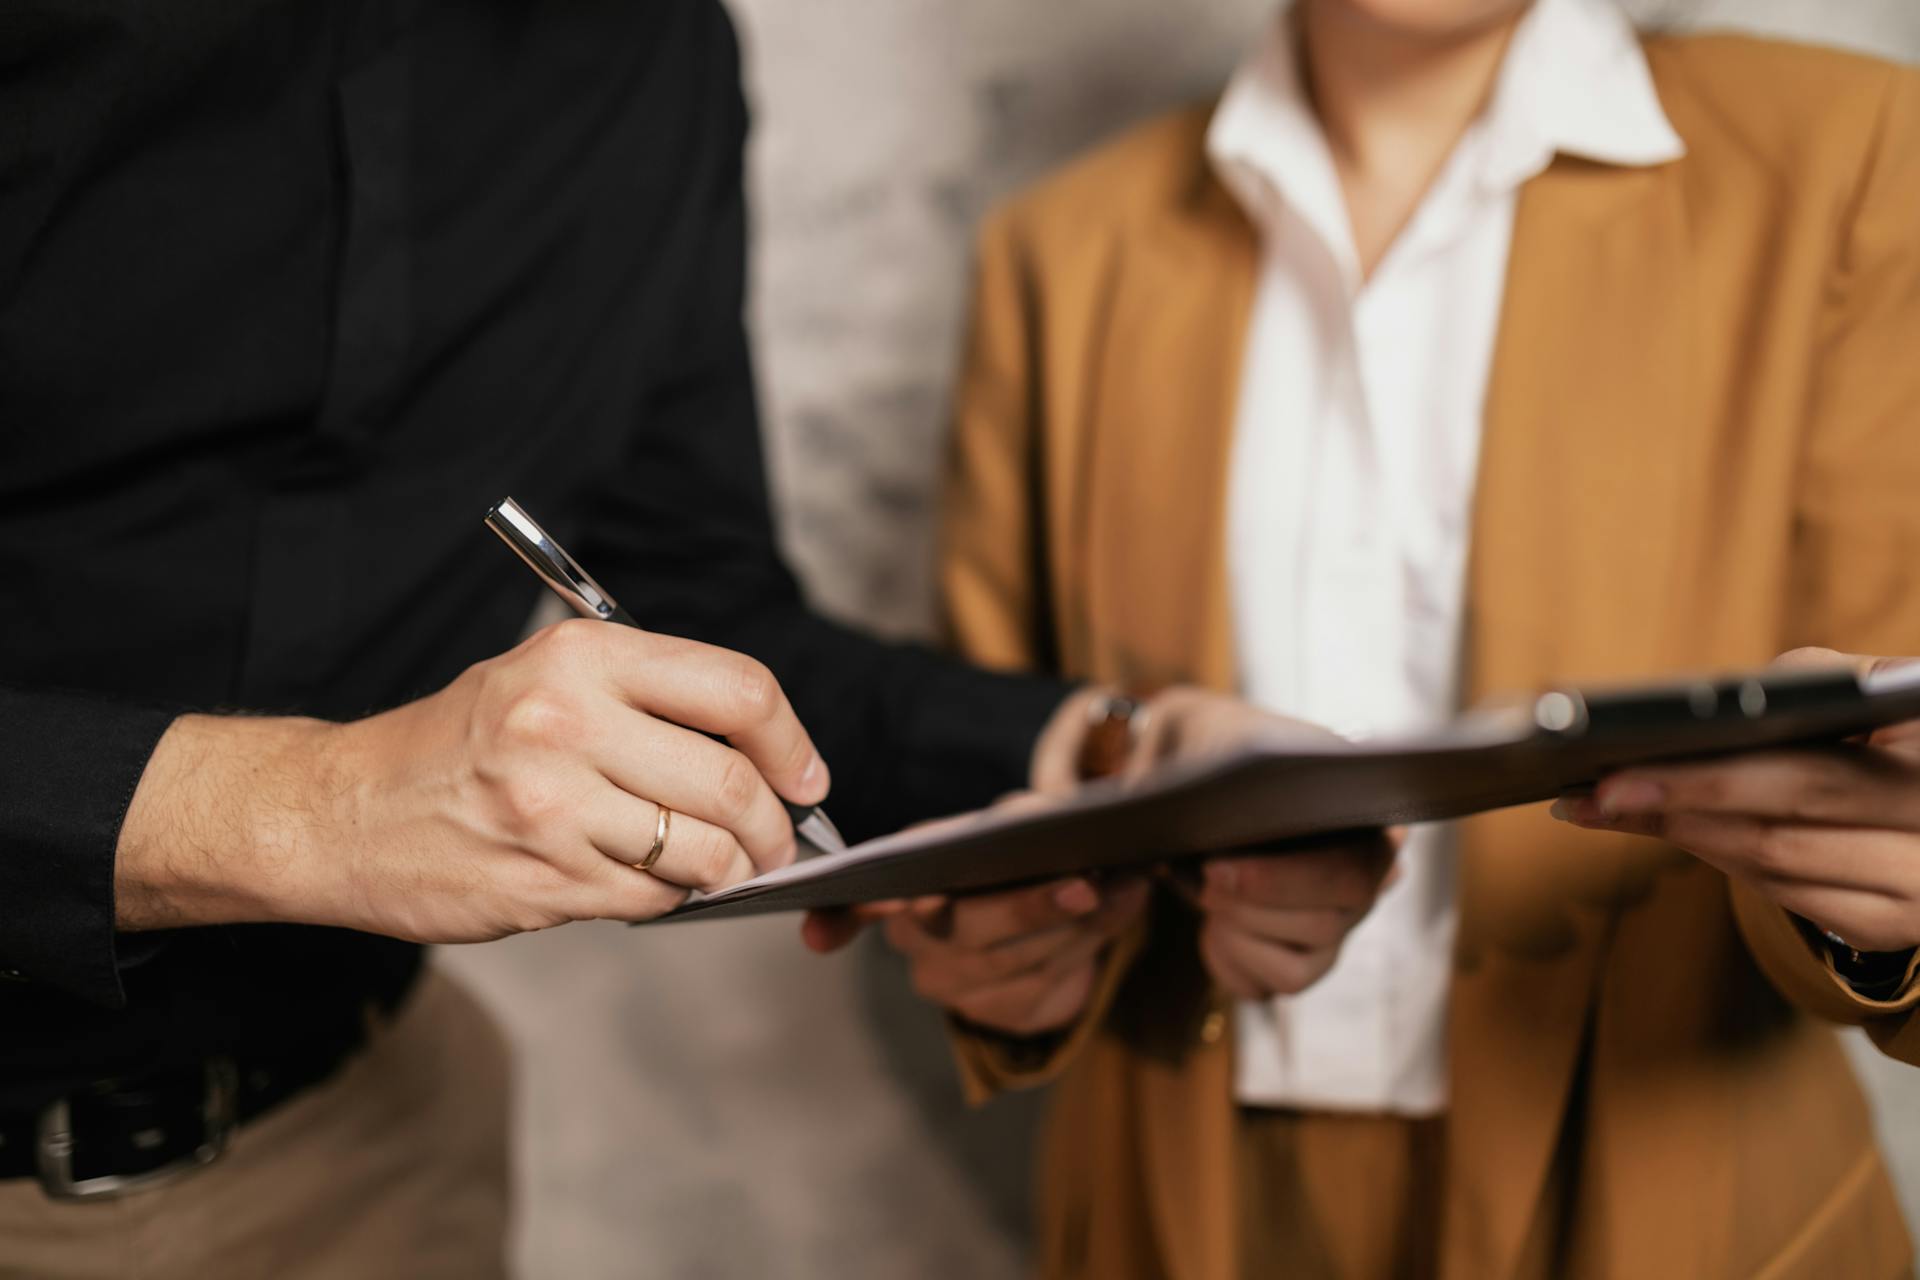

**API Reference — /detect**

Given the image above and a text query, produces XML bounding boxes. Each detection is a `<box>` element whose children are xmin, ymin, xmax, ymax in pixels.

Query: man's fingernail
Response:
<box><xmin>1549</xmin><ymin>798</ymin><xmax>1572</xmax><ymax>822</ymax></box>
<box><xmin>801</xmin><ymin>754</ymin><xmax>833</xmax><ymax>803</ymax></box>
<box><xmin>1054</xmin><ymin>880</ymin><xmax>1099</xmax><ymax>914</ymax></box>
<box><xmin>1598</xmin><ymin>778</ymin><xmax>1665</xmax><ymax>817</ymax></box>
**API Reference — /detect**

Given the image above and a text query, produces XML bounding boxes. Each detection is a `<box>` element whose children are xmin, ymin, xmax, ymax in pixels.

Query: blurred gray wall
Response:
<box><xmin>441</xmin><ymin>3</ymin><xmax>1920</xmax><ymax>1276</ymax></box>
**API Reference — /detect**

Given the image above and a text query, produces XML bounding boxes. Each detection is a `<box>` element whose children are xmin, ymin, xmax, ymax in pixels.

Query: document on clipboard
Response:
<box><xmin>650</xmin><ymin>662</ymin><xmax>1920</xmax><ymax>923</ymax></box>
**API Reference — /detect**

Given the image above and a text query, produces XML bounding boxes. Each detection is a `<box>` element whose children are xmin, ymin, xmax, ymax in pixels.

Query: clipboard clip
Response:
<box><xmin>1531</xmin><ymin>670</ymin><xmax>1865</xmax><ymax>740</ymax></box>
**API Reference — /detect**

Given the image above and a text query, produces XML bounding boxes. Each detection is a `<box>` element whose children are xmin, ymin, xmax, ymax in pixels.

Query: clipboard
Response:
<box><xmin>652</xmin><ymin>662</ymin><xmax>1920</xmax><ymax>923</ymax></box>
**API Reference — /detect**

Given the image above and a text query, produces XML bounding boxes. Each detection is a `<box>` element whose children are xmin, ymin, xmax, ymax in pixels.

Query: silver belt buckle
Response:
<box><xmin>34</xmin><ymin>1058</ymin><xmax>239</xmax><ymax>1201</ymax></box>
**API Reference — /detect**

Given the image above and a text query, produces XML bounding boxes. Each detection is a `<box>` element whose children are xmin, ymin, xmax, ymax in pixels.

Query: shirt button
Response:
<box><xmin>1199</xmin><ymin>1009</ymin><xmax>1228</xmax><ymax>1045</ymax></box>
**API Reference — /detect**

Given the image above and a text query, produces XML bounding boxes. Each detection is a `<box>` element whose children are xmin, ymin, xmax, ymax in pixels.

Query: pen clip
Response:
<box><xmin>485</xmin><ymin>496</ymin><xmax>630</xmax><ymax>624</ymax></box>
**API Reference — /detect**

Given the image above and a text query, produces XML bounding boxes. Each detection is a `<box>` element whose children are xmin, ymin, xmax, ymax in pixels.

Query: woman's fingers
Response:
<box><xmin>800</xmin><ymin>909</ymin><xmax>863</xmax><ymax>954</ymax></box>
<box><xmin>1191</xmin><ymin>838</ymin><xmax>1392</xmax><ymax>1000</ymax></box>
<box><xmin>906</xmin><ymin>921</ymin><xmax>1117</xmax><ymax>1007</ymax></box>
<box><xmin>1197</xmin><ymin>899</ymin><xmax>1357</xmax><ymax>951</ymax></box>
<box><xmin>877</xmin><ymin>878</ymin><xmax>1150</xmax><ymax>1029</ymax></box>
<box><xmin>1120</xmin><ymin>688</ymin><xmax>1343</xmax><ymax>780</ymax></box>
<box><xmin>1554</xmin><ymin>802</ymin><xmax>1920</xmax><ymax>948</ymax></box>
<box><xmin>1202</xmin><ymin>838</ymin><xmax>1396</xmax><ymax>912</ymax></box>
<box><xmin>1769</xmin><ymin>650</ymin><xmax>1920</xmax><ymax>747</ymax></box>
<box><xmin>1122</xmin><ymin>689</ymin><xmax>1193</xmax><ymax>780</ymax></box>
<box><xmin>1586</xmin><ymin>649</ymin><xmax>1920</xmax><ymax>828</ymax></box>
<box><xmin>952</xmin><ymin>963</ymin><xmax>1100</xmax><ymax>1038</ymax></box>
<box><xmin>1199</xmin><ymin>923</ymin><xmax>1265</xmax><ymax>1001</ymax></box>
<box><xmin>1201</xmin><ymin>917</ymin><xmax>1337</xmax><ymax>1000</ymax></box>
<box><xmin>1592</xmin><ymin>748</ymin><xmax>1920</xmax><ymax>832</ymax></box>
<box><xmin>1028</xmin><ymin>688</ymin><xmax>1108</xmax><ymax>795</ymax></box>
<box><xmin>884</xmin><ymin>878</ymin><xmax>1138</xmax><ymax>962</ymax></box>
<box><xmin>1559</xmin><ymin>803</ymin><xmax>1920</xmax><ymax>896</ymax></box>
<box><xmin>930</xmin><ymin>878</ymin><xmax>1100</xmax><ymax>949</ymax></box>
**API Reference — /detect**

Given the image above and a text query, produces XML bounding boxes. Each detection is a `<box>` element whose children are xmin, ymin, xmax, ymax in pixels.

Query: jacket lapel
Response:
<box><xmin>1079</xmin><ymin>177</ymin><xmax>1256</xmax><ymax>697</ymax></box>
<box><xmin>1442</xmin><ymin>154</ymin><xmax>1698</xmax><ymax>1279</ymax></box>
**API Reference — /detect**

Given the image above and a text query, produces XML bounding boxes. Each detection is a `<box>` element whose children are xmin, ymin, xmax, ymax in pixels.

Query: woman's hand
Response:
<box><xmin>808</xmin><ymin>876</ymin><xmax>1153</xmax><ymax>1037</ymax></box>
<box><xmin>1026</xmin><ymin>684</ymin><xmax>1342</xmax><ymax>790</ymax></box>
<box><xmin>1194</xmin><ymin>834</ymin><xmax>1401</xmax><ymax>999</ymax></box>
<box><xmin>118</xmin><ymin>618</ymin><xmax>828</xmax><ymax>939</ymax></box>
<box><xmin>800</xmin><ymin>687</ymin><xmax>1139</xmax><ymax>1028</ymax></box>
<box><xmin>808</xmin><ymin>684</ymin><xmax>1393</xmax><ymax>1031</ymax></box>
<box><xmin>1554</xmin><ymin>648</ymin><xmax>1920</xmax><ymax>953</ymax></box>
<box><xmin>802</xmin><ymin>787</ymin><xmax>1152</xmax><ymax>1037</ymax></box>
<box><xmin>1118</xmin><ymin>687</ymin><xmax>1400</xmax><ymax>999</ymax></box>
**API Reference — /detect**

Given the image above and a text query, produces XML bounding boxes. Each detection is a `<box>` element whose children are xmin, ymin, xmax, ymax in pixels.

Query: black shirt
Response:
<box><xmin>0</xmin><ymin>0</ymin><xmax>1069</xmax><ymax>1107</ymax></box>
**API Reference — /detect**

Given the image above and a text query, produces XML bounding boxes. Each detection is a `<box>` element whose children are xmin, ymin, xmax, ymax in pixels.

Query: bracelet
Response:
<box><xmin>1798</xmin><ymin>917</ymin><xmax>1917</xmax><ymax>1000</ymax></box>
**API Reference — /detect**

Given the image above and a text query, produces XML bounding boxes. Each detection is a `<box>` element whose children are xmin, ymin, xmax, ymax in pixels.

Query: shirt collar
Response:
<box><xmin>1207</xmin><ymin>0</ymin><xmax>1685</xmax><ymax>227</ymax></box>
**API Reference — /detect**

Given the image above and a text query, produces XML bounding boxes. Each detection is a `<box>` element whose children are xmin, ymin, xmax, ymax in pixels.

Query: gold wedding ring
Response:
<box><xmin>638</xmin><ymin>805</ymin><xmax>672</xmax><ymax>872</ymax></box>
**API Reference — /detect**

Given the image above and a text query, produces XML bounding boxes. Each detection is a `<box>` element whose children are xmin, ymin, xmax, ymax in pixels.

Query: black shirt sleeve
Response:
<box><xmin>577</xmin><ymin>2</ymin><xmax>1073</xmax><ymax>842</ymax></box>
<box><xmin>0</xmin><ymin>687</ymin><xmax>179</xmax><ymax>1007</ymax></box>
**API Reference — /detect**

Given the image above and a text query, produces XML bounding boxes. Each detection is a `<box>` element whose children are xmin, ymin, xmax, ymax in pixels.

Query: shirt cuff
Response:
<box><xmin>0</xmin><ymin>688</ymin><xmax>181</xmax><ymax>1007</ymax></box>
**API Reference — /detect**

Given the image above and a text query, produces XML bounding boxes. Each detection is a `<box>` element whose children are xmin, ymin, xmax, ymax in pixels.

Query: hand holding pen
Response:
<box><xmin>114</xmin><ymin>501</ymin><xmax>833</xmax><ymax>944</ymax></box>
<box><xmin>485</xmin><ymin>497</ymin><xmax>845</xmax><ymax>859</ymax></box>
<box><xmin>328</xmin><ymin>585</ymin><xmax>833</xmax><ymax>939</ymax></box>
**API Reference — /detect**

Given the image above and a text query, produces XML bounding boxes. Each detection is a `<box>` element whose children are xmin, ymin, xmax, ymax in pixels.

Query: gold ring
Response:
<box><xmin>638</xmin><ymin>805</ymin><xmax>672</xmax><ymax>871</ymax></box>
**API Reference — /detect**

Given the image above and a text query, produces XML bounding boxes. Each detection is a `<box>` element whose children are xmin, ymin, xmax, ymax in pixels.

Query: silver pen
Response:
<box><xmin>484</xmin><ymin>496</ymin><xmax>847</xmax><ymax>857</ymax></box>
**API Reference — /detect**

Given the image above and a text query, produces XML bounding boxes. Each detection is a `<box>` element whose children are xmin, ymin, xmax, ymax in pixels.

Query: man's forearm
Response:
<box><xmin>116</xmin><ymin>713</ymin><xmax>341</xmax><ymax>931</ymax></box>
<box><xmin>113</xmin><ymin>619</ymin><xmax>842</xmax><ymax>950</ymax></box>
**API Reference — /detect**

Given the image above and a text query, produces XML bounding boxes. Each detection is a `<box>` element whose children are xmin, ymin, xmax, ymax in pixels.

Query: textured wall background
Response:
<box><xmin>441</xmin><ymin>3</ymin><xmax>1920</xmax><ymax>1276</ymax></box>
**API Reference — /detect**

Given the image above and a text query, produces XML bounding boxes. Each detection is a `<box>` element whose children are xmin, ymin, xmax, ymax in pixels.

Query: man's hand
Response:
<box><xmin>116</xmin><ymin>618</ymin><xmax>829</xmax><ymax>939</ymax></box>
<box><xmin>805</xmin><ymin>876</ymin><xmax>1151</xmax><ymax>1037</ymax></box>
<box><xmin>1556</xmin><ymin>647</ymin><xmax>1920</xmax><ymax>954</ymax></box>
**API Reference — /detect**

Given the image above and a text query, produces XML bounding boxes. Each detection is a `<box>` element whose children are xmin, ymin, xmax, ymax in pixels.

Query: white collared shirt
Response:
<box><xmin>1210</xmin><ymin>0</ymin><xmax>1684</xmax><ymax>1115</ymax></box>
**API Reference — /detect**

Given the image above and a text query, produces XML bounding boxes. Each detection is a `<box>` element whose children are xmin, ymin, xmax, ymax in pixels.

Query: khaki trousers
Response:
<box><xmin>0</xmin><ymin>968</ymin><xmax>512</xmax><ymax>1280</ymax></box>
<box><xmin>1236</xmin><ymin>1108</ymin><xmax>1444</xmax><ymax>1280</ymax></box>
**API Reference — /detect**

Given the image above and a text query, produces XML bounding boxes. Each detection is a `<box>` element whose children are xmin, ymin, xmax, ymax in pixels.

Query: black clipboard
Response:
<box><xmin>652</xmin><ymin>663</ymin><xmax>1920</xmax><ymax>922</ymax></box>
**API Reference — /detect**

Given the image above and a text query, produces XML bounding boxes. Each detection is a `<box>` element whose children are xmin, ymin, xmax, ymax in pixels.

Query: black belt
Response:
<box><xmin>1</xmin><ymin>1001</ymin><xmax>401</xmax><ymax>1200</ymax></box>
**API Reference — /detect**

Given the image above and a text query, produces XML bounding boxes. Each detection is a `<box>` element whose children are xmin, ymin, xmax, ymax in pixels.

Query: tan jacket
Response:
<box><xmin>937</xmin><ymin>35</ymin><xmax>1920</xmax><ymax>1280</ymax></box>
